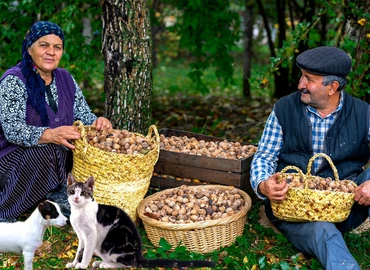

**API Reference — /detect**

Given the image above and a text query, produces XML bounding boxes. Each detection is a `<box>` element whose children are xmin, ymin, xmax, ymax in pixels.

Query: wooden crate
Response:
<box><xmin>151</xmin><ymin>129</ymin><xmax>256</xmax><ymax>191</ymax></box>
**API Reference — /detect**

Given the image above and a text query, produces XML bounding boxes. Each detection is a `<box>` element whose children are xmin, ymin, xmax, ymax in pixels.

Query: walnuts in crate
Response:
<box><xmin>159</xmin><ymin>134</ymin><xmax>257</xmax><ymax>159</ymax></box>
<box><xmin>284</xmin><ymin>175</ymin><xmax>356</xmax><ymax>193</ymax></box>
<box><xmin>85</xmin><ymin>128</ymin><xmax>155</xmax><ymax>154</ymax></box>
<box><xmin>144</xmin><ymin>185</ymin><xmax>245</xmax><ymax>224</ymax></box>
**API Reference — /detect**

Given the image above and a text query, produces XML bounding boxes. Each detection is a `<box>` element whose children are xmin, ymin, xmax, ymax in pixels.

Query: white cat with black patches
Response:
<box><xmin>66</xmin><ymin>173</ymin><xmax>216</xmax><ymax>269</ymax></box>
<box><xmin>0</xmin><ymin>200</ymin><xmax>68</xmax><ymax>270</ymax></box>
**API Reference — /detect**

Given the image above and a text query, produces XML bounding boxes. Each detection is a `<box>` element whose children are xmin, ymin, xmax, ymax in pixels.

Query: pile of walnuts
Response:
<box><xmin>144</xmin><ymin>185</ymin><xmax>246</xmax><ymax>224</ymax></box>
<box><xmin>85</xmin><ymin>129</ymin><xmax>155</xmax><ymax>154</ymax></box>
<box><xmin>159</xmin><ymin>134</ymin><xmax>257</xmax><ymax>159</ymax></box>
<box><xmin>284</xmin><ymin>175</ymin><xmax>356</xmax><ymax>193</ymax></box>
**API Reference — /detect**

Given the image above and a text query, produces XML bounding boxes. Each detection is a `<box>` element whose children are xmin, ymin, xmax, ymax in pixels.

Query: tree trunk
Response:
<box><xmin>101</xmin><ymin>0</ymin><xmax>153</xmax><ymax>134</ymax></box>
<box><xmin>242</xmin><ymin>0</ymin><xmax>255</xmax><ymax>98</ymax></box>
<box><xmin>150</xmin><ymin>0</ymin><xmax>164</xmax><ymax>69</ymax></box>
<box><xmin>82</xmin><ymin>5</ymin><xmax>92</xmax><ymax>45</ymax></box>
<box><xmin>256</xmin><ymin>0</ymin><xmax>275</xmax><ymax>59</ymax></box>
<box><xmin>256</xmin><ymin>0</ymin><xmax>279</xmax><ymax>97</ymax></box>
<box><xmin>274</xmin><ymin>0</ymin><xmax>291</xmax><ymax>98</ymax></box>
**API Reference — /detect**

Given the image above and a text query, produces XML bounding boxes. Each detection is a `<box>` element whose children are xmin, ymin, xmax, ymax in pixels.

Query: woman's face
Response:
<box><xmin>28</xmin><ymin>34</ymin><xmax>63</xmax><ymax>76</ymax></box>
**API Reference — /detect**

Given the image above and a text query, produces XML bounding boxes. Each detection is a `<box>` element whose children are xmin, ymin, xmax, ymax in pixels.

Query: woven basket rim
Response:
<box><xmin>73</xmin><ymin>120</ymin><xmax>160</xmax><ymax>158</ymax></box>
<box><xmin>287</xmin><ymin>178</ymin><xmax>357</xmax><ymax>194</ymax></box>
<box><xmin>279</xmin><ymin>153</ymin><xmax>357</xmax><ymax>190</ymax></box>
<box><xmin>138</xmin><ymin>185</ymin><xmax>252</xmax><ymax>230</ymax></box>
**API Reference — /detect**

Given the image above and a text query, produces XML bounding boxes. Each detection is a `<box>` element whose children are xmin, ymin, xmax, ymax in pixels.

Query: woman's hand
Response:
<box><xmin>258</xmin><ymin>172</ymin><xmax>289</xmax><ymax>202</ymax></box>
<box><xmin>354</xmin><ymin>180</ymin><xmax>370</xmax><ymax>206</ymax></box>
<box><xmin>39</xmin><ymin>126</ymin><xmax>81</xmax><ymax>149</ymax></box>
<box><xmin>92</xmin><ymin>117</ymin><xmax>112</xmax><ymax>131</ymax></box>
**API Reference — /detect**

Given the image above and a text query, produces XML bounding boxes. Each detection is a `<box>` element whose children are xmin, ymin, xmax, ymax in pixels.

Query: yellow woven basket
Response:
<box><xmin>137</xmin><ymin>185</ymin><xmax>252</xmax><ymax>254</ymax></box>
<box><xmin>271</xmin><ymin>153</ymin><xmax>357</xmax><ymax>223</ymax></box>
<box><xmin>71</xmin><ymin>121</ymin><xmax>160</xmax><ymax>221</ymax></box>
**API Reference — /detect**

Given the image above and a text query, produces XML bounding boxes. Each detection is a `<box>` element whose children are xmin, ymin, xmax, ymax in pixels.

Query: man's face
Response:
<box><xmin>298</xmin><ymin>70</ymin><xmax>331</xmax><ymax>109</ymax></box>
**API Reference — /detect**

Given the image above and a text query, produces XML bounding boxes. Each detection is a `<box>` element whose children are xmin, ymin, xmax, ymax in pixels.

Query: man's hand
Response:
<box><xmin>258</xmin><ymin>172</ymin><xmax>289</xmax><ymax>202</ymax></box>
<box><xmin>354</xmin><ymin>180</ymin><xmax>370</xmax><ymax>206</ymax></box>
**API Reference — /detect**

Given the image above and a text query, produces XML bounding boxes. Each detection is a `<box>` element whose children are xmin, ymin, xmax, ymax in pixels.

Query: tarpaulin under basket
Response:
<box><xmin>71</xmin><ymin>121</ymin><xmax>160</xmax><ymax>221</ymax></box>
<box><xmin>271</xmin><ymin>153</ymin><xmax>357</xmax><ymax>223</ymax></box>
<box><xmin>137</xmin><ymin>185</ymin><xmax>252</xmax><ymax>254</ymax></box>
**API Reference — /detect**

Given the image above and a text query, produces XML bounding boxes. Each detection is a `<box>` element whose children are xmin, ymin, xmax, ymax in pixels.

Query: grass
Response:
<box><xmin>1</xmin><ymin>198</ymin><xmax>369</xmax><ymax>269</ymax></box>
<box><xmin>152</xmin><ymin>60</ymin><xmax>275</xmax><ymax>100</ymax></box>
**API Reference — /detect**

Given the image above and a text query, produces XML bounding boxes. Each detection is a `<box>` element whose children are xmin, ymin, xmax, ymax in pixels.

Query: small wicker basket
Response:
<box><xmin>271</xmin><ymin>153</ymin><xmax>357</xmax><ymax>223</ymax></box>
<box><xmin>137</xmin><ymin>185</ymin><xmax>252</xmax><ymax>254</ymax></box>
<box><xmin>72</xmin><ymin>121</ymin><xmax>160</xmax><ymax>221</ymax></box>
<box><xmin>351</xmin><ymin>217</ymin><xmax>370</xmax><ymax>234</ymax></box>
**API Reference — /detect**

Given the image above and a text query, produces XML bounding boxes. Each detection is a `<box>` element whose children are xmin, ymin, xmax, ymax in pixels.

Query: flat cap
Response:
<box><xmin>296</xmin><ymin>46</ymin><xmax>352</xmax><ymax>78</ymax></box>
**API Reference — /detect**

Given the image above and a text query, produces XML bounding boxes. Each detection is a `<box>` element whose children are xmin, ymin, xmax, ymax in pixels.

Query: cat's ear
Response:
<box><xmin>67</xmin><ymin>173</ymin><xmax>76</xmax><ymax>186</ymax></box>
<box><xmin>86</xmin><ymin>176</ymin><xmax>95</xmax><ymax>191</ymax></box>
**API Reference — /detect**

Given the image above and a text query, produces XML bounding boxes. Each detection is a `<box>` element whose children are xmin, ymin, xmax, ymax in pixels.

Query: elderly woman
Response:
<box><xmin>0</xmin><ymin>21</ymin><xmax>112</xmax><ymax>221</ymax></box>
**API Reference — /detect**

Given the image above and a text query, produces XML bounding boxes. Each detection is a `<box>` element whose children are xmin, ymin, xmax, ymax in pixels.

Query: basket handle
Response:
<box><xmin>306</xmin><ymin>153</ymin><xmax>339</xmax><ymax>181</ymax></box>
<box><xmin>73</xmin><ymin>120</ymin><xmax>83</xmax><ymax>128</ymax></box>
<box><xmin>73</xmin><ymin>120</ymin><xmax>90</xmax><ymax>146</ymax></box>
<box><xmin>278</xmin><ymin>165</ymin><xmax>305</xmax><ymax>183</ymax></box>
<box><xmin>147</xmin><ymin>125</ymin><xmax>160</xmax><ymax>146</ymax></box>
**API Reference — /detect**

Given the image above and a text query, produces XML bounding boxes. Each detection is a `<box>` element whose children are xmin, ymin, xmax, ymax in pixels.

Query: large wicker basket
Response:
<box><xmin>271</xmin><ymin>153</ymin><xmax>357</xmax><ymax>223</ymax></box>
<box><xmin>71</xmin><ymin>121</ymin><xmax>160</xmax><ymax>221</ymax></box>
<box><xmin>137</xmin><ymin>185</ymin><xmax>252</xmax><ymax>254</ymax></box>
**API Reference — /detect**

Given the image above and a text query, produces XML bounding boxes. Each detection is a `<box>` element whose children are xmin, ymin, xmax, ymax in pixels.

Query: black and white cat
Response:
<box><xmin>66</xmin><ymin>173</ymin><xmax>216</xmax><ymax>269</ymax></box>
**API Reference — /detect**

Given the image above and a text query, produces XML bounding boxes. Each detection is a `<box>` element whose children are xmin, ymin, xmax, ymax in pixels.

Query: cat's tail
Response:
<box><xmin>138</xmin><ymin>258</ymin><xmax>216</xmax><ymax>268</ymax></box>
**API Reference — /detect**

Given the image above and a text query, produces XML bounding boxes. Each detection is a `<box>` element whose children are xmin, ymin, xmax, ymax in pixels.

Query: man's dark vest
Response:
<box><xmin>0</xmin><ymin>65</ymin><xmax>76</xmax><ymax>158</ymax></box>
<box><xmin>275</xmin><ymin>91</ymin><xmax>370</xmax><ymax>180</ymax></box>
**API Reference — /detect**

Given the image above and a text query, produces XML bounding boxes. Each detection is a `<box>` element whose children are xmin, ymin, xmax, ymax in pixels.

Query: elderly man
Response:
<box><xmin>250</xmin><ymin>46</ymin><xmax>370</xmax><ymax>269</ymax></box>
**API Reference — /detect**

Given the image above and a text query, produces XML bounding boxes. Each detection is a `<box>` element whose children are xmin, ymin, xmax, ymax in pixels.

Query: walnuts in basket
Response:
<box><xmin>284</xmin><ymin>175</ymin><xmax>356</xmax><ymax>193</ymax></box>
<box><xmin>143</xmin><ymin>185</ymin><xmax>246</xmax><ymax>224</ymax></box>
<box><xmin>85</xmin><ymin>129</ymin><xmax>155</xmax><ymax>154</ymax></box>
<box><xmin>160</xmin><ymin>134</ymin><xmax>257</xmax><ymax>159</ymax></box>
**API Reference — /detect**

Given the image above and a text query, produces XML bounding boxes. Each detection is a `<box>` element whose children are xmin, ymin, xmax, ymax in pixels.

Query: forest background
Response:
<box><xmin>1</xmin><ymin>1</ymin><xmax>369</xmax><ymax>140</ymax></box>
<box><xmin>0</xmin><ymin>0</ymin><xmax>370</xmax><ymax>269</ymax></box>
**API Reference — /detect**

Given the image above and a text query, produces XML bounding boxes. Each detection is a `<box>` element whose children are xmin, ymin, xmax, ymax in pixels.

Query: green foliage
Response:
<box><xmin>164</xmin><ymin>0</ymin><xmax>241</xmax><ymax>94</ymax></box>
<box><xmin>1</xmin><ymin>0</ymin><xmax>242</xmax><ymax>101</ymax></box>
<box><xmin>345</xmin><ymin>229</ymin><xmax>370</xmax><ymax>268</ymax></box>
<box><xmin>0</xmin><ymin>0</ymin><xmax>104</xmax><ymax>103</ymax></box>
<box><xmin>256</xmin><ymin>1</ymin><xmax>370</xmax><ymax>99</ymax></box>
<box><xmin>153</xmin><ymin>61</ymin><xmax>244</xmax><ymax>96</ymax></box>
<box><xmin>342</xmin><ymin>3</ymin><xmax>370</xmax><ymax>98</ymax></box>
<box><xmin>254</xmin><ymin>8</ymin><xmax>325</xmax><ymax>90</ymax></box>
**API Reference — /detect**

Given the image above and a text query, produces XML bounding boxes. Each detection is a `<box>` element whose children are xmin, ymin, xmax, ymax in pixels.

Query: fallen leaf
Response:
<box><xmin>35</xmin><ymin>240</ymin><xmax>52</xmax><ymax>256</ymax></box>
<box><xmin>5</xmin><ymin>256</ymin><xmax>21</xmax><ymax>267</ymax></box>
<box><xmin>358</xmin><ymin>18</ymin><xmax>366</xmax><ymax>26</ymax></box>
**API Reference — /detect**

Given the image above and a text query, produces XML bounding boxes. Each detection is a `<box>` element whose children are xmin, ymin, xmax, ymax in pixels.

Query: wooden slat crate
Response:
<box><xmin>151</xmin><ymin>129</ymin><xmax>256</xmax><ymax>193</ymax></box>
